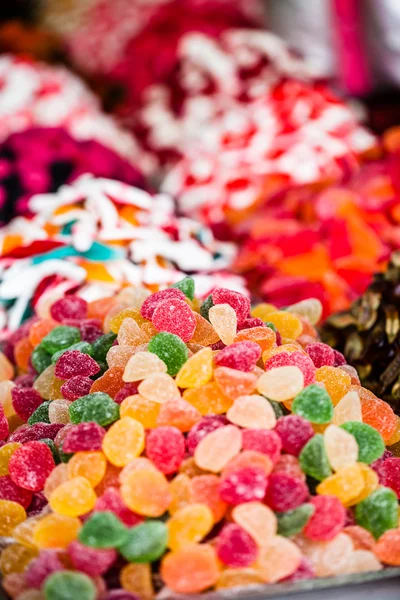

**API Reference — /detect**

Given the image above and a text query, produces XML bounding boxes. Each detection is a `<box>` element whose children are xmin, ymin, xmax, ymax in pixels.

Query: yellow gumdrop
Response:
<box><xmin>0</xmin><ymin>500</ymin><xmax>26</xmax><ymax>536</ymax></box>
<box><xmin>33</xmin><ymin>513</ymin><xmax>81</xmax><ymax>549</ymax></box>
<box><xmin>0</xmin><ymin>381</ymin><xmax>15</xmax><ymax>417</ymax></box>
<box><xmin>109</xmin><ymin>308</ymin><xmax>146</xmax><ymax>333</ymax></box>
<box><xmin>265</xmin><ymin>311</ymin><xmax>303</xmax><ymax>340</ymax></box>
<box><xmin>216</xmin><ymin>568</ymin><xmax>264</xmax><ymax>589</ymax></box>
<box><xmin>0</xmin><ymin>543</ymin><xmax>38</xmax><ymax>576</ymax></box>
<box><xmin>13</xmin><ymin>516</ymin><xmax>40</xmax><ymax>549</ymax></box>
<box><xmin>121</xmin><ymin>469</ymin><xmax>171</xmax><ymax>517</ymax></box>
<box><xmin>316</xmin><ymin>463</ymin><xmax>364</xmax><ymax>504</ymax></box>
<box><xmin>120</xmin><ymin>395</ymin><xmax>160</xmax><ymax>428</ymax></box>
<box><xmin>120</xmin><ymin>563</ymin><xmax>154</xmax><ymax>599</ymax></box>
<box><xmin>251</xmin><ymin>303</ymin><xmax>276</xmax><ymax>320</ymax></box>
<box><xmin>183</xmin><ymin>382</ymin><xmax>232</xmax><ymax>415</ymax></box>
<box><xmin>169</xmin><ymin>474</ymin><xmax>191</xmax><ymax>514</ymax></box>
<box><xmin>0</xmin><ymin>443</ymin><xmax>20</xmax><ymax>476</ymax></box>
<box><xmin>315</xmin><ymin>366</ymin><xmax>351</xmax><ymax>405</ymax></box>
<box><xmin>49</xmin><ymin>476</ymin><xmax>96</xmax><ymax>517</ymax></box>
<box><xmin>102</xmin><ymin>416</ymin><xmax>145</xmax><ymax>466</ymax></box>
<box><xmin>167</xmin><ymin>504</ymin><xmax>214</xmax><ymax>550</ymax></box>
<box><xmin>175</xmin><ymin>347</ymin><xmax>213</xmax><ymax>389</ymax></box>
<box><xmin>67</xmin><ymin>451</ymin><xmax>107</xmax><ymax>487</ymax></box>
<box><xmin>344</xmin><ymin>463</ymin><xmax>379</xmax><ymax>506</ymax></box>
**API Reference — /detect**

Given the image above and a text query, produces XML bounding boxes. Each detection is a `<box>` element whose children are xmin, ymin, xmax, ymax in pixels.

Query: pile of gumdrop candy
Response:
<box><xmin>1</xmin><ymin>281</ymin><xmax>400</xmax><ymax>600</ymax></box>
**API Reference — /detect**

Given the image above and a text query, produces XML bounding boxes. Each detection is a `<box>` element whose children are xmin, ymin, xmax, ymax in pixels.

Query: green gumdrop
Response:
<box><xmin>51</xmin><ymin>341</ymin><xmax>93</xmax><ymax>363</ymax></box>
<box><xmin>28</xmin><ymin>401</ymin><xmax>52</xmax><ymax>425</ymax></box>
<box><xmin>277</xmin><ymin>503</ymin><xmax>315</xmax><ymax>537</ymax></box>
<box><xmin>269</xmin><ymin>400</ymin><xmax>285</xmax><ymax>419</ymax></box>
<box><xmin>341</xmin><ymin>421</ymin><xmax>385</xmax><ymax>464</ymax></box>
<box><xmin>91</xmin><ymin>333</ymin><xmax>117</xmax><ymax>363</ymax></box>
<box><xmin>44</xmin><ymin>570</ymin><xmax>96</xmax><ymax>600</ymax></box>
<box><xmin>79</xmin><ymin>511</ymin><xmax>128</xmax><ymax>548</ymax></box>
<box><xmin>31</xmin><ymin>345</ymin><xmax>52</xmax><ymax>374</ymax></box>
<box><xmin>292</xmin><ymin>384</ymin><xmax>333</xmax><ymax>424</ymax></box>
<box><xmin>200</xmin><ymin>295</ymin><xmax>214</xmax><ymax>321</ymax></box>
<box><xmin>119</xmin><ymin>520</ymin><xmax>168</xmax><ymax>562</ymax></box>
<box><xmin>58</xmin><ymin>440</ymin><xmax>73</xmax><ymax>464</ymax></box>
<box><xmin>264</xmin><ymin>322</ymin><xmax>277</xmax><ymax>332</ymax></box>
<box><xmin>41</xmin><ymin>438</ymin><xmax>60</xmax><ymax>464</ymax></box>
<box><xmin>69</xmin><ymin>392</ymin><xmax>120</xmax><ymax>426</ymax></box>
<box><xmin>355</xmin><ymin>487</ymin><xmax>398</xmax><ymax>539</ymax></box>
<box><xmin>41</xmin><ymin>326</ymin><xmax>81</xmax><ymax>355</ymax></box>
<box><xmin>148</xmin><ymin>332</ymin><xmax>188</xmax><ymax>376</ymax></box>
<box><xmin>299</xmin><ymin>434</ymin><xmax>332</xmax><ymax>481</ymax></box>
<box><xmin>172</xmin><ymin>277</ymin><xmax>195</xmax><ymax>301</ymax></box>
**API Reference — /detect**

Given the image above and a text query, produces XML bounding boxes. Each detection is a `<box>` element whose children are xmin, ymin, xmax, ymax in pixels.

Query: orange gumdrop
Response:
<box><xmin>214</xmin><ymin>367</ymin><xmax>257</xmax><ymax>400</ymax></box>
<box><xmin>374</xmin><ymin>528</ymin><xmax>400</xmax><ymax>566</ymax></box>
<box><xmin>343</xmin><ymin>526</ymin><xmax>375</xmax><ymax>551</ymax></box>
<box><xmin>361</xmin><ymin>398</ymin><xmax>397</xmax><ymax>442</ymax></box>
<box><xmin>190</xmin><ymin>475</ymin><xmax>227</xmax><ymax>521</ymax></box>
<box><xmin>90</xmin><ymin>367</ymin><xmax>125</xmax><ymax>399</ymax></box>
<box><xmin>161</xmin><ymin>544</ymin><xmax>220</xmax><ymax>594</ymax></box>
<box><xmin>14</xmin><ymin>338</ymin><xmax>33</xmax><ymax>372</ymax></box>
<box><xmin>234</xmin><ymin>327</ymin><xmax>276</xmax><ymax>353</ymax></box>
<box><xmin>222</xmin><ymin>450</ymin><xmax>273</xmax><ymax>478</ymax></box>
<box><xmin>29</xmin><ymin>319</ymin><xmax>56</xmax><ymax>347</ymax></box>
<box><xmin>87</xmin><ymin>297</ymin><xmax>116</xmax><ymax>321</ymax></box>
<box><xmin>190</xmin><ymin>313</ymin><xmax>220</xmax><ymax>346</ymax></box>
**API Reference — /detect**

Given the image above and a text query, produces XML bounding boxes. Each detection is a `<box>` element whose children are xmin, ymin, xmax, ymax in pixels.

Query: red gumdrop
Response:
<box><xmin>14</xmin><ymin>373</ymin><xmax>36</xmax><ymax>388</ymax></box>
<box><xmin>214</xmin><ymin>341</ymin><xmax>261</xmax><ymax>372</ymax></box>
<box><xmin>140</xmin><ymin>288</ymin><xmax>186</xmax><ymax>320</ymax></box>
<box><xmin>79</xmin><ymin>320</ymin><xmax>103</xmax><ymax>343</ymax></box>
<box><xmin>25</xmin><ymin>551</ymin><xmax>64</xmax><ymax>589</ymax></box>
<box><xmin>0</xmin><ymin>475</ymin><xmax>33</xmax><ymax>508</ymax></box>
<box><xmin>62</xmin><ymin>422</ymin><xmax>106</xmax><ymax>453</ymax></box>
<box><xmin>282</xmin><ymin>557</ymin><xmax>316</xmax><ymax>582</ymax></box>
<box><xmin>0</xmin><ymin>405</ymin><xmax>9</xmax><ymax>440</ymax></box>
<box><xmin>275</xmin><ymin>415</ymin><xmax>314</xmax><ymax>456</ymax></box>
<box><xmin>145</xmin><ymin>426</ymin><xmax>185</xmax><ymax>474</ymax></box>
<box><xmin>219</xmin><ymin>466</ymin><xmax>268</xmax><ymax>505</ymax></box>
<box><xmin>186</xmin><ymin>416</ymin><xmax>228</xmax><ymax>455</ymax></box>
<box><xmin>303</xmin><ymin>495</ymin><xmax>346</xmax><ymax>541</ymax></box>
<box><xmin>50</xmin><ymin>295</ymin><xmax>88</xmax><ymax>322</ymax></box>
<box><xmin>28</xmin><ymin>492</ymin><xmax>48</xmax><ymax>516</ymax></box>
<box><xmin>306</xmin><ymin>343</ymin><xmax>335</xmax><ymax>368</ymax></box>
<box><xmin>11</xmin><ymin>386</ymin><xmax>43</xmax><ymax>421</ymax></box>
<box><xmin>264</xmin><ymin>472</ymin><xmax>309</xmax><ymax>511</ymax></box>
<box><xmin>9</xmin><ymin>423</ymin><xmax>64</xmax><ymax>443</ymax></box>
<box><xmin>212</xmin><ymin>288</ymin><xmax>251</xmax><ymax>325</ymax></box>
<box><xmin>9</xmin><ymin>441</ymin><xmax>55</xmax><ymax>492</ymax></box>
<box><xmin>95</xmin><ymin>488</ymin><xmax>143</xmax><ymax>527</ymax></box>
<box><xmin>55</xmin><ymin>350</ymin><xmax>100</xmax><ymax>379</ymax></box>
<box><xmin>61</xmin><ymin>375</ymin><xmax>93</xmax><ymax>400</ymax></box>
<box><xmin>210</xmin><ymin>340</ymin><xmax>226</xmax><ymax>351</ymax></box>
<box><xmin>151</xmin><ymin>299</ymin><xmax>196</xmax><ymax>342</ymax></box>
<box><xmin>242</xmin><ymin>429</ymin><xmax>282</xmax><ymax>464</ymax></box>
<box><xmin>371</xmin><ymin>450</ymin><xmax>393</xmax><ymax>483</ymax></box>
<box><xmin>237</xmin><ymin>317</ymin><xmax>265</xmax><ymax>330</ymax></box>
<box><xmin>265</xmin><ymin>351</ymin><xmax>315</xmax><ymax>386</ymax></box>
<box><xmin>68</xmin><ymin>541</ymin><xmax>117</xmax><ymax>576</ymax></box>
<box><xmin>114</xmin><ymin>383</ymin><xmax>140</xmax><ymax>405</ymax></box>
<box><xmin>378</xmin><ymin>457</ymin><xmax>400</xmax><ymax>497</ymax></box>
<box><xmin>333</xmin><ymin>349</ymin><xmax>347</xmax><ymax>366</ymax></box>
<box><xmin>216</xmin><ymin>523</ymin><xmax>258</xmax><ymax>567</ymax></box>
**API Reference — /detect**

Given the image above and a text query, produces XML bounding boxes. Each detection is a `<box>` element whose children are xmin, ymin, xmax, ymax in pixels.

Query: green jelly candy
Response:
<box><xmin>277</xmin><ymin>503</ymin><xmax>315</xmax><ymax>537</ymax></box>
<box><xmin>264</xmin><ymin>322</ymin><xmax>277</xmax><ymax>332</ymax></box>
<box><xmin>79</xmin><ymin>511</ymin><xmax>128</xmax><ymax>548</ymax></box>
<box><xmin>41</xmin><ymin>438</ymin><xmax>60</xmax><ymax>464</ymax></box>
<box><xmin>200</xmin><ymin>295</ymin><xmax>214</xmax><ymax>321</ymax></box>
<box><xmin>91</xmin><ymin>333</ymin><xmax>117</xmax><ymax>363</ymax></box>
<box><xmin>58</xmin><ymin>440</ymin><xmax>73</xmax><ymax>464</ymax></box>
<box><xmin>44</xmin><ymin>570</ymin><xmax>96</xmax><ymax>600</ymax></box>
<box><xmin>69</xmin><ymin>392</ymin><xmax>119</xmax><ymax>426</ymax></box>
<box><xmin>119</xmin><ymin>520</ymin><xmax>168</xmax><ymax>562</ymax></box>
<box><xmin>31</xmin><ymin>345</ymin><xmax>52</xmax><ymax>374</ymax></box>
<box><xmin>172</xmin><ymin>276</ymin><xmax>195</xmax><ymax>301</ymax></box>
<box><xmin>28</xmin><ymin>401</ymin><xmax>52</xmax><ymax>425</ymax></box>
<box><xmin>51</xmin><ymin>341</ymin><xmax>93</xmax><ymax>363</ymax></box>
<box><xmin>148</xmin><ymin>332</ymin><xmax>188</xmax><ymax>376</ymax></box>
<box><xmin>355</xmin><ymin>487</ymin><xmax>398</xmax><ymax>539</ymax></box>
<box><xmin>41</xmin><ymin>326</ymin><xmax>80</xmax><ymax>355</ymax></box>
<box><xmin>341</xmin><ymin>421</ymin><xmax>385</xmax><ymax>464</ymax></box>
<box><xmin>299</xmin><ymin>434</ymin><xmax>332</xmax><ymax>481</ymax></box>
<box><xmin>269</xmin><ymin>400</ymin><xmax>284</xmax><ymax>419</ymax></box>
<box><xmin>292</xmin><ymin>384</ymin><xmax>333</xmax><ymax>424</ymax></box>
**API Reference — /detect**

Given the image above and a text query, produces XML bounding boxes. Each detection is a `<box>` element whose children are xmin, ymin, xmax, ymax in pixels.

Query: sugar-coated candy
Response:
<box><xmin>1</xmin><ymin>285</ymin><xmax>400</xmax><ymax>595</ymax></box>
<box><xmin>44</xmin><ymin>571</ymin><xmax>96</xmax><ymax>600</ymax></box>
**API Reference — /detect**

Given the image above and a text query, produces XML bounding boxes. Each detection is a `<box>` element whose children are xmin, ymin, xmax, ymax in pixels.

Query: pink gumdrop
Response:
<box><xmin>216</xmin><ymin>523</ymin><xmax>258</xmax><ymax>567</ymax></box>
<box><xmin>50</xmin><ymin>295</ymin><xmax>88</xmax><ymax>322</ymax></box>
<box><xmin>62</xmin><ymin>422</ymin><xmax>106</xmax><ymax>453</ymax></box>
<box><xmin>79</xmin><ymin>320</ymin><xmax>103</xmax><ymax>343</ymax></box>
<box><xmin>237</xmin><ymin>317</ymin><xmax>265</xmax><ymax>330</ymax></box>
<box><xmin>146</xmin><ymin>426</ymin><xmax>185</xmax><ymax>474</ymax></box>
<box><xmin>0</xmin><ymin>475</ymin><xmax>33</xmax><ymax>508</ymax></box>
<box><xmin>28</xmin><ymin>491</ymin><xmax>48</xmax><ymax>516</ymax></box>
<box><xmin>8</xmin><ymin>441</ymin><xmax>55</xmax><ymax>492</ymax></box>
<box><xmin>11</xmin><ymin>387</ymin><xmax>42</xmax><ymax>421</ymax></box>
<box><xmin>333</xmin><ymin>349</ymin><xmax>347</xmax><ymax>366</ymax></box>
<box><xmin>378</xmin><ymin>456</ymin><xmax>400</xmax><ymax>497</ymax></box>
<box><xmin>264</xmin><ymin>472</ymin><xmax>308</xmax><ymax>511</ymax></box>
<box><xmin>306</xmin><ymin>343</ymin><xmax>335</xmax><ymax>368</ymax></box>
<box><xmin>25</xmin><ymin>551</ymin><xmax>64</xmax><ymax>588</ymax></box>
<box><xmin>0</xmin><ymin>406</ymin><xmax>8</xmax><ymax>440</ymax></box>
<box><xmin>140</xmin><ymin>288</ymin><xmax>186</xmax><ymax>319</ymax></box>
<box><xmin>9</xmin><ymin>423</ymin><xmax>64</xmax><ymax>443</ymax></box>
<box><xmin>68</xmin><ymin>541</ymin><xmax>117</xmax><ymax>576</ymax></box>
<box><xmin>242</xmin><ymin>429</ymin><xmax>282</xmax><ymax>464</ymax></box>
<box><xmin>55</xmin><ymin>350</ymin><xmax>100</xmax><ymax>379</ymax></box>
<box><xmin>214</xmin><ymin>341</ymin><xmax>261</xmax><ymax>372</ymax></box>
<box><xmin>211</xmin><ymin>288</ymin><xmax>251</xmax><ymax>325</ymax></box>
<box><xmin>95</xmin><ymin>487</ymin><xmax>143</xmax><ymax>527</ymax></box>
<box><xmin>186</xmin><ymin>415</ymin><xmax>228</xmax><ymax>455</ymax></box>
<box><xmin>265</xmin><ymin>351</ymin><xmax>315</xmax><ymax>386</ymax></box>
<box><xmin>303</xmin><ymin>495</ymin><xmax>346</xmax><ymax>541</ymax></box>
<box><xmin>219</xmin><ymin>466</ymin><xmax>268</xmax><ymax>505</ymax></box>
<box><xmin>371</xmin><ymin>450</ymin><xmax>393</xmax><ymax>483</ymax></box>
<box><xmin>275</xmin><ymin>415</ymin><xmax>314</xmax><ymax>456</ymax></box>
<box><xmin>114</xmin><ymin>383</ymin><xmax>140</xmax><ymax>404</ymax></box>
<box><xmin>151</xmin><ymin>298</ymin><xmax>196</xmax><ymax>342</ymax></box>
<box><xmin>61</xmin><ymin>375</ymin><xmax>93</xmax><ymax>400</ymax></box>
